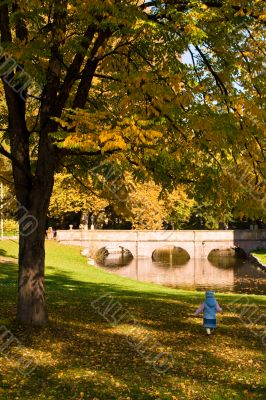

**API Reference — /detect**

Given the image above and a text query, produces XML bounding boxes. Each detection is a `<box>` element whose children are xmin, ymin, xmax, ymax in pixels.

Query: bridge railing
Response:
<box><xmin>56</xmin><ymin>229</ymin><xmax>266</xmax><ymax>243</ymax></box>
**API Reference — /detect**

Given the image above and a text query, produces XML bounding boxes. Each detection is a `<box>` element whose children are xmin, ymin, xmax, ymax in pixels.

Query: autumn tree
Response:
<box><xmin>49</xmin><ymin>172</ymin><xmax>194</xmax><ymax>229</ymax></box>
<box><xmin>48</xmin><ymin>172</ymin><xmax>108</xmax><ymax>226</ymax></box>
<box><xmin>0</xmin><ymin>0</ymin><xmax>265</xmax><ymax>325</ymax></box>
<box><xmin>114</xmin><ymin>177</ymin><xmax>194</xmax><ymax>229</ymax></box>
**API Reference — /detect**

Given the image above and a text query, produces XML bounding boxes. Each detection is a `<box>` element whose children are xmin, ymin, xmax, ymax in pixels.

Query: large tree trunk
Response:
<box><xmin>16</xmin><ymin>177</ymin><xmax>54</xmax><ymax>325</ymax></box>
<box><xmin>17</xmin><ymin>217</ymin><xmax>48</xmax><ymax>326</ymax></box>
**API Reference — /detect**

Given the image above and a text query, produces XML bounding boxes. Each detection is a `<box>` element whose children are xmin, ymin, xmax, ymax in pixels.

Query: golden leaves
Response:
<box><xmin>55</xmin><ymin>107</ymin><xmax>164</xmax><ymax>155</ymax></box>
<box><xmin>49</xmin><ymin>173</ymin><xmax>108</xmax><ymax>218</ymax></box>
<box><xmin>99</xmin><ymin>130</ymin><xmax>128</xmax><ymax>151</ymax></box>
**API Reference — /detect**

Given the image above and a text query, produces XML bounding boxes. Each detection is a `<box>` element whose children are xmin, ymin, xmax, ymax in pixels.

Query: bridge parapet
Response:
<box><xmin>56</xmin><ymin>229</ymin><xmax>266</xmax><ymax>259</ymax></box>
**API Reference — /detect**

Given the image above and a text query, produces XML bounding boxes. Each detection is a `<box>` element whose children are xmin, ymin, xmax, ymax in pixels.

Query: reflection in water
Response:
<box><xmin>208</xmin><ymin>248</ymin><xmax>247</xmax><ymax>269</ymax></box>
<box><xmin>97</xmin><ymin>252</ymin><xmax>133</xmax><ymax>268</ymax></box>
<box><xmin>152</xmin><ymin>246</ymin><xmax>190</xmax><ymax>266</ymax></box>
<box><xmin>96</xmin><ymin>248</ymin><xmax>266</xmax><ymax>295</ymax></box>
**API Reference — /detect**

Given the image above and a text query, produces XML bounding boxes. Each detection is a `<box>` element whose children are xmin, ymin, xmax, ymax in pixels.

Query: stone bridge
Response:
<box><xmin>55</xmin><ymin>229</ymin><xmax>266</xmax><ymax>259</ymax></box>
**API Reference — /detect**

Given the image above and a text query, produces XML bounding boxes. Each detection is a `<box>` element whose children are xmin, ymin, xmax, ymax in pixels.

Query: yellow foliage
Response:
<box><xmin>49</xmin><ymin>173</ymin><xmax>108</xmax><ymax>219</ymax></box>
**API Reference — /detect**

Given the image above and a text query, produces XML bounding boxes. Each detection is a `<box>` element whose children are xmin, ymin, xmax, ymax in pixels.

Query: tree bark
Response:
<box><xmin>17</xmin><ymin>212</ymin><xmax>48</xmax><ymax>326</ymax></box>
<box><xmin>15</xmin><ymin>146</ymin><xmax>56</xmax><ymax>325</ymax></box>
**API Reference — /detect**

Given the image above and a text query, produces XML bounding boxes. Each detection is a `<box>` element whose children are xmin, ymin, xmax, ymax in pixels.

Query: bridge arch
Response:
<box><xmin>208</xmin><ymin>247</ymin><xmax>247</xmax><ymax>259</ymax></box>
<box><xmin>94</xmin><ymin>245</ymin><xmax>134</xmax><ymax>267</ymax></box>
<box><xmin>207</xmin><ymin>247</ymin><xmax>247</xmax><ymax>269</ymax></box>
<box><xmin>140</xmin><ymin>241</ymin><xmax>194</xmax><ymax>259</ymax></box>
<box><xmin>203</xmin><ymin>243</ymin><xmax>248</xmax><ymax>259</ymax></box>
<box><xmin>152</xmin><ymin>246</ymin><xmax>190</xmax><ymax>265</ymax></box>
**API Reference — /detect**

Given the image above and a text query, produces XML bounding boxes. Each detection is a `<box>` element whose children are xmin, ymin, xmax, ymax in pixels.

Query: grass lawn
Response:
<box><xmin>251</xmin><ymin>250</ymin><xmax>266</xmax><ymax>266</ymax></box>
<box><xmin>0</xmin><ymin>240</ymin><xmax>265</xmax><ymax>400</ymax></box>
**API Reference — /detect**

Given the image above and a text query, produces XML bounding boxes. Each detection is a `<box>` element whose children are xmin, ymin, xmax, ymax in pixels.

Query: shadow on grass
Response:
<box><xmin>0</xmin><ymin>247</ymin><xmax>18</xmax><ymax>259</ymax></box>
<box><xmin>0</xmin><ymin>255</ymin><xmax>265</xmax><ymax>399</ymax></box>
<box><xmin>0</xmin><ymin>261</ymin><xmax>17</xmax><ymax>280</ymax></box>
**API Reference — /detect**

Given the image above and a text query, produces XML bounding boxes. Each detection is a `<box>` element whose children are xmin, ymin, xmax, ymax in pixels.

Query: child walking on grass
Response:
<box><xmin>194</xmin><ymin>290</ymin><xmax>222</xmax><ymax>335</ymax></box>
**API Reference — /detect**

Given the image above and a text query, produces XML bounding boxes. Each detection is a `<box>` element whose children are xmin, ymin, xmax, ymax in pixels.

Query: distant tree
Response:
<box><xmin>48</xmin><ymin>173</ymin><xmax>108</xmax><ymax>225</ymax></box>
<box><xmin>122</xmin><ymin>178</ymin><xmax>194</xmax><ymax>229</ymax></box>
<box><xmin>48</xmin><ymin>172</ymin><xmax>194</xmax><ymax>229</ymax></box>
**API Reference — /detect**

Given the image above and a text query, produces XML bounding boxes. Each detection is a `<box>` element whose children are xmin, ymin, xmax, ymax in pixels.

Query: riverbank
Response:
<box><xmin>251</xmin><ymin>249</ymin><xmax>266</xmax><ymax>268</ymax></box>
<box><xmin>0</xmin><ymin>240</ymin><xmax>265</xmax><ymax>400</ymax></box>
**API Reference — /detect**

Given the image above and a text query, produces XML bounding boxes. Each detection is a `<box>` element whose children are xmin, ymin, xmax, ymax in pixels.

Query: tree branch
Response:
<box><xmin>40</xmin><ymin>0</ymin><xmax>67</xmax><ymax>130</ymax></box>
<box><xmin>72</xmin><ymin>29</ymin><xmax>112</xmax><ymax>109</ymax></box>
<box><xmin>59</xmin><ymin>161</ymin><xmax>103</xmax><ymax>198</ymax></box>
<box><xmin>57</xmin><ymin>147</ymin><xmax>117</xmax><ymax>158</ymax></box>
<box><xmin>0</xmin><ymin>174</ymin><xmax>13</xmax><ymax>185</ymax></box>
<box><xmin>54</xmin><ymin>24</ymin><xmax>97</xmax><ymax>115</ymax></box>
<box><xmin>0</xmin><ymin>144</ymin><xmax>33</xmax><ymax>180</ymax></box>
<box><xmin>0</xmin><ymin>0</ymin><xmax>33</xmax><ymax>202</ymax></box>
<box><xmin>94</xmin><ymin>73</ymin><xmax>121</xmax><ymax>82</ymax></box>
<box><xmin>195</xmin><ymin>45</ymin><xmax>228</xmax><ymax>96</ymax></box>
<box><xmin>140</xmin><ymin>1</ymin><xmax>265</xmax><ymax>23</ymax></box>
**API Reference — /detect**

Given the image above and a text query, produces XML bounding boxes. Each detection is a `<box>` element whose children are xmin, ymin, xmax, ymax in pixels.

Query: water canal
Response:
<box><xmin>95</xmin><ymin>247</ymin><xmax>266</xmax><ymax>295</ymax></box>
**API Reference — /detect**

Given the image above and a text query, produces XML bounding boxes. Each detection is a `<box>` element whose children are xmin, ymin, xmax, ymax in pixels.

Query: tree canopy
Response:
<box><xmin>1</xmin><ymin>0</ymin><xmax>265</xmax><ymax>218</ymax></box>
<box><xmin>0</xmin><ymin>0</ymin><xmax>265</xmax><ymax>325</ymax></box>
<box><xmin>47</xmin><ymin>172</ymin><xmax>194</xmax><ymax>229</ymax></box>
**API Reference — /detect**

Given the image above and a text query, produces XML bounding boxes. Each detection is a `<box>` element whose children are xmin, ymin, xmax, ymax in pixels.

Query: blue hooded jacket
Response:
<box><xmin>203</xmin><ymin>291</ymin><xmax>217</xmax><ymax>320</ymax></box>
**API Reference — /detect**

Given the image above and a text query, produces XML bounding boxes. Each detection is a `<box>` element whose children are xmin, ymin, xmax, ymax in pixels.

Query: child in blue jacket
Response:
<box><xmin>194</xmin><ymin>290</ymin><xmax>222</xmax><ymax>335</ymax></box>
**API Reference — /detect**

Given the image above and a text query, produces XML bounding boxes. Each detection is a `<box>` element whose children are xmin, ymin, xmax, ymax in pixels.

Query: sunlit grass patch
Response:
<box><xmin>252</xmin><ymin>250</ymin><xmax>266</xmax><ymax>266</ymax></box>
<box><xmin>0</xmin><ymin>240</ymin><xmax>265</xmax><ymax>400</ymax></box>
